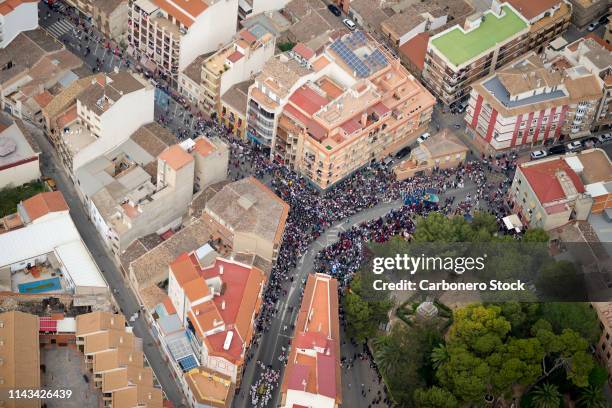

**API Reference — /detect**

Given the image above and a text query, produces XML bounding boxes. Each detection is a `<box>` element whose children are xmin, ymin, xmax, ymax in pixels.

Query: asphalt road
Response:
<box><xmin>22</xmin><ymin>121</ymin><xmax>187</xmax><ymax>407</ymax></box>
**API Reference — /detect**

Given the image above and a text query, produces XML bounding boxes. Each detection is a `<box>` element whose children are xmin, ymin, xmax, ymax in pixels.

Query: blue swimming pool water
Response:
<box><xmin>18</xmin><ymin>277</ymin><xmax>62</xmax><ymax>294</ymax></box>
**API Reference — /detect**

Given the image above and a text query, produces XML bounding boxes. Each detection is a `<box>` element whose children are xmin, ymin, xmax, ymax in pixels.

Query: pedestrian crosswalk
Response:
<box><xmin>45</xmin><ymin>20</ymin><xmax>75</xmax><ymax>39</ymax></box>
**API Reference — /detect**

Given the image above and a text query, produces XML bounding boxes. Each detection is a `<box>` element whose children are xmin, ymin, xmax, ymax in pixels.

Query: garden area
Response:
<box><xmin>0</xmin><ymin>181</ymin><xmax>45</xmax><ymax>217</ymax></box>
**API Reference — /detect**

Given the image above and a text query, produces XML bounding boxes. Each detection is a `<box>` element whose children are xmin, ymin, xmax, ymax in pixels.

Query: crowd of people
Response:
<box><xmin>249</xmin><ymin>363</ymin><xmax>280</xmax><ymax>407</ymax></box>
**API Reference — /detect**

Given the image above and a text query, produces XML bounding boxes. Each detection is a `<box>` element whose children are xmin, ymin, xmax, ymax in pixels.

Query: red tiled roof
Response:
<box><xmin>169</xmin><ymin>254</ymin><xmax>200</xmax><ymax>286</ymax></box>
<box><xmin>33</xmin><ymin>91</ymin><xmax>54</xmax><ymax>108</ymax></box>
<box><xmin>371</xmin><ymin>101</ymin><xmax>390</xmax><ymax>117</ymax></box>
<box><xmin>152</xmin><ymin>0</ymin><xmax>208</xmax><ymax>28</ymax></box>
<box><xmin>584</xmin><ymin>33</ymin><xmax>612</xmax><ymax>52</ymax></box>
<box><xmin>316</xmin><ymin>352</ymin><xmax>337</xmax><ymax>398</ymax></box>
<box><xmin>293</xmin><ymin>43</ymin><xmax>315</xmax><ymax>60</ymax></box>
<box><xmin>399</xmin><ymin>32</ymin><xmax>429</xmax><ymax>71</ymax></box>
<box><xmin>520</xmin><ymin>158</ymin><xmax>585</xmax><ymax>203</ymax></box>
<box><xmin>307</xmin><ymin>120</ymin><xmax>327</xmax><ymax>142</ymax></box>
<box><xmin>341</xmin><ymin>118</ymin><xmax>361</xmax><ymax>135</ymax></box>
<box><xmin>162</xmin><ymin>296</ymin><xmax>177</xmax><ymax>315</ymax></box>
<box><xmin>158</xmin><ymin>145</ymin><xmax>193</xmax><ymax>171</ymax></box>
<box><xmin>0</xmin><ymin>0</ymin><xmax>37</xmax><ymax>15</ymax></box>
<box><xmin>240</xmin><ymin>30</ymin><xmax>257</xmax><ymax>44</ymax></box>
<box><xmin>506</xmin><ymin>0</ymin><xmax>561</xmax><ymax>20</ymax></box>
<box><xmin>284</xmin><ymin>104</ymin><xmax>310</xmax><ymax>125</ymax></box>
<box><xmin>289</xmin><ymin>86</ymin><xmax>329</xmax><ymax>116</ymax></box>
<box><xmin>227</xmin><ymin>51</ymin><xmax>244</xmax><ymax>63</ymax></box>
<box><xmin>22</xmin><ymin>191</ymin><xmax>69</xmax><ymax>221</ymax></box>
<box><xmin>56</xmin><ymin>106</ymin><xmax>78</xmax><ymax>129</ymax></box>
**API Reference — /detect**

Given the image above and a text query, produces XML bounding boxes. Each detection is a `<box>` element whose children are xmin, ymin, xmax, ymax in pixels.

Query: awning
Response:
<box><xmin>502</xmin><ymin>214</ymin><xmax>522</xmax><ymax>232</ymax></box>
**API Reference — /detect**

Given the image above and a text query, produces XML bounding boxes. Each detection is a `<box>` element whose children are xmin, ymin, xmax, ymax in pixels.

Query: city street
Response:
<box><xmin>21</xmin><ymin>120</ymin><xmax>187</xmax><ymax>407</ymax></box>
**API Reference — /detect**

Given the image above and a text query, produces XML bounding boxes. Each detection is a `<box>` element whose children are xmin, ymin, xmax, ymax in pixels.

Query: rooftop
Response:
<box><xmin>0</xmin><ymin>311</ymin><xmax>39</xmax><ymax>407</ymax></box>
<box><xmin>0</xmin><ymin>0</ymin><xmax>37</xmax><ymax>15</ymax></box>
<box><xmin>152</xmin><ymin>0</ymin><xmax>208</xmax><ymax>28</ymax></box>
<box><xmin>158</xmin><ymin>144</ymin><xmax>194</xmax><ymax>171</ymax></box>
<box><xmin>506</xmin><ymin>0</ymin><xmax>561</xmax><ymax>21</ymax></box>
<box><xmin>205</xmin><ymin>177</ymin><xmax>289</xmax><ymax>244</ymax></box>
<box><xmin>254</xmin><ymin>57</ymin><xmax>312</xmax><ymax>100</ymax></box>
<box><xmin>520</xmin><ymin>157</ymin><xmax>586</xmax><ymax>203</ymax></box>
<box><xmin>430</xmin><ymin>4</ymin><xmax>528</xmax><ymax>67</ymax></box>
<box><xmin>221</xmin><ymin>80</ymin><xmax>252</xmax><ymax>116</ymax></box>
<box><xmin>399</xmin><ymin>32</ymin><xmax>429</xmax><ymax>71</ymax></box>
<box><xmin>184</xmin><ymin>367</ymin><xmax>234</xmax><ymax>407</ymax></box>
<box><xmin>281</xmin><ymin>274</ymin><xmax>341</xmax><ymax>404</ymax></box>
<box><xmin>0</xmin><ymin>122</ymin><xmax>39</xmax><ymax>170</ymax></box>
<box><xmin>420</xmin><ymin>130</ymin><xmax>469</xmax><ymax>158</ymax></box>
<box><xmin>78</xmin><ymin>71</ymin><xmax>147</xmax><ymax>116</ymax></box>
<box><xmin>21</xmin><ymin>191</ymin><xmax>68</xmax><ymax>222</ymax></box>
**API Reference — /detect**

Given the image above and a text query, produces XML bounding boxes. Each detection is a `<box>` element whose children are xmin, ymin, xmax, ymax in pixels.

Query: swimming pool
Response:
<box><xmin>18</xmin><ymin>277</ymin><xmax>62</xmax><ymax>294</ymax></box>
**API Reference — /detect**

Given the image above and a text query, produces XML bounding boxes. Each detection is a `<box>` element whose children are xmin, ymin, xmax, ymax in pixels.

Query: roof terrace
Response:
<box><xmin>430</xmin><ymin>4</ymin><xmax>528</xmax><ymax>67</ymax></box>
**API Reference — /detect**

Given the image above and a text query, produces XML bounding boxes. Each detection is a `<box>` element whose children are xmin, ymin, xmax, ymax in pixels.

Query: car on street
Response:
<box><xmin>395</xmin><ymin>146</ymin><xmax>411</xmax><ymax>159</ymax></box>
<box><xmin>548</xmin><ymin>145</ymin><xmax>567</xmax><ymax>155</ymax></box>
<box><xmin>566</xmin><ymin>140</ymin><xmax>582</xmax><ymax>152</ymax></box>
<box><xmin>327</xmin><ymin>4</ymin><xmax>341</xmax><ymax>16</ymax></box>
<box><xmin>530</xmin><ymin>150</ymin><xmax>547</xmax><ymax>160</ymax></box>
<box><xmin>343</xmin><ymin>18</ymin><xmax>357</xmax><ymax>30</ymax></box>
<box><xmin>598</xmin><ymin>133</ymin><xmax>612</xmax><ymax>143</ymax></box>
<box><xmin>587</xmin><ymin>21</ymin><xmax>598</xmax><ymax>31</ymax></box>
<box><xmin>416</xmin><ymin>132</ymin><xmax>430</xmax><ymax>144</ymax></box>
<box><xmin>598</xmin><ymin>14</ymin><xmax>609</xmax><ymax>25</ymax></box>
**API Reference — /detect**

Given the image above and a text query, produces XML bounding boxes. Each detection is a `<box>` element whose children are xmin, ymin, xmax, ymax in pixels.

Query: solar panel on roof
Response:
<box><xmin>330</xmin><ymin>39</ymin><xmax>370</xmax><ymax>78</ymax></box>
<box><xmin>178</xmin><ymin>355</ymin><xmax>198</xmax><ymax>372</ymax></box>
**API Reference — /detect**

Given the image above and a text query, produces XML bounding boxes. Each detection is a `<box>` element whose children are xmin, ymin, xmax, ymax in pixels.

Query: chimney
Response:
<box><xmin>219</xmin><ymin>264</ymin><xmax>224</xmax><ymax>275</ymax></box>
<box><xmin>195</xmin><ymin>310</ymin><xmax>200</xmax><ymax>316</ymax></box>
<box><xmin>221</xmin><ymin>301</ymin><xmax>226</xmax><ymax>310</ymax></box>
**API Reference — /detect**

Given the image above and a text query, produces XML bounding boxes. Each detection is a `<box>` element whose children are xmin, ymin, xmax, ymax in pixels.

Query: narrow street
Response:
<box><xmin>22</xmin><ymin>121</ymin><xmax>187</xmax><ymax>407</ymax></box>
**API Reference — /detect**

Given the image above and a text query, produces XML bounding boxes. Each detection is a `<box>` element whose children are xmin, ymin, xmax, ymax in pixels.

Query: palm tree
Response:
<box><xmin>576</xmin><ymin>385</ymin><xmax>606</xmax><ymax>408</ymax></box>
<box><xmin>531</xmin><ymin>383</ymin><xmax>562</xmax><ymax>408</ymax></box>
<box><xmin>430</xmin><ymin>344</ymin><xmax>449</xmax><ymax>370</ymax></box>
<box><xmin>373</xmin><ymin>336</ymin><xmax>402</xmax><ymax>377</ymax></box>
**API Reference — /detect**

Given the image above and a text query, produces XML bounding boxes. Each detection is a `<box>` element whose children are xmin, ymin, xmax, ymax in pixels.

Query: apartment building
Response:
<box><xmin>423</xmin><ymin>2</ymin><xmax>531</xmax><ymax>106</ymax></box>
<box><xmin>0</xmin><ymin>0</ymin><xmax>38</xmax><ymax>48</ymax></box>
<box><xmin>220</xmin><ymin>80</ymin><xmax>252</xmax><ymax>138</ymax></box>
<box><xmin>465</xmin><ymin>52</ymin><xmax>603</xmax><ymax>153</ymax></box>
<box><xmin>508</xmin><ymin>149</ymin><xmax>611</xmax><ymax>230</ymax></box>
<box><xmin>55</xmin><ymin>71</ymin><xmax>154</xmax><ymax>173</ymax></box>
<box><xmin>203</xmin><ymin>177</ymin><xmax>289</xmax><ymax>262</ymax></box>
<box><xmin>605</xmin><ymin>15</ymin><xmax>612</xmax><ymax>45</ymax></box>
<box><xmin>92</xmin><ymin>0</ymin><xmax>129</xmax><ymax>43</ymax></box>
<box><xmin>184</xmin><ymin>367</ymin><xmax>234</xmax><ymax>408</ymax></box>
<box><xmin>0</xmin><ymin>311</ymin><xmax>40</xmax><ymax>408</ymax></box>
<box><xmin>75</xmin><ymin>133</ymin><xmax>195</xmax><ymax>257</ymax></box>
<box><xmin>0</xmin><ymin>120</ymin><xmax>40</xmax><ymax>189</ymax></box>
<box><xmin>593</xmin><ymin>302</ymin><xmax>612</xmax><ymax>385</ymax></box>
<box><xmin>253</xmin><ymin>31</ymin><xmax>435</xmax><ymax>189</ymax></box>
<box><xmin>280</xmin><ymin>273</ymin><xmax>341</xmax><ymax>408</ymax></box>
<box><xmin>558</xmin><ymin>36</ymin><xmax>612</xmax><ymax>132</ymax></box>
<box><xmin>179</xmin><ymin>24</ymin><xmax>275</xmax><ymax>117</ymax></box>
<box><xmin>567</xmin><ymin>0</ymin><xmax>608</xmax><ymax>28</ymax></box>
<box><xmin>128</xmin><ymin>0</ymin><xmax>238</xmax><ymax>85</ymax></box>
<box><xmin>75</xmin><ymin>311</ymin><xmax>163</xmax><ymax>407</ymax></box>
<box><xmin>167</xmin><ymin>255</ymin><xmax>266</xmax><ymax>385</ymax></box>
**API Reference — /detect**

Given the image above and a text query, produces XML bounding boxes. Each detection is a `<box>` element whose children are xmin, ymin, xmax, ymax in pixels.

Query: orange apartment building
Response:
<box><xmin>280</xmin><ymin>273</ymin><xmax>341</xmax><ymax>408</ymax></box>
<box><xmin>252</xmin><ymin>31</ymin><xmax>435</xmax><ymax>190</ymax></box>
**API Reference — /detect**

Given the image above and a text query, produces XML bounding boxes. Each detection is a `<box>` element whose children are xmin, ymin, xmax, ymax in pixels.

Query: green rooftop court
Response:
<box><xmin>431</xmin><ymin>5</ymin><xmax>528</xmax><ymax>67</ymax></box>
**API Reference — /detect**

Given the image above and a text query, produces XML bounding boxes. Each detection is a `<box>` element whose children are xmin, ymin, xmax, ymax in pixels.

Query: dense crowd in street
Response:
<box><xmin>249</xmin><ymin>363</ymin><xmax>280</xmax><ymax>407</ymax></box>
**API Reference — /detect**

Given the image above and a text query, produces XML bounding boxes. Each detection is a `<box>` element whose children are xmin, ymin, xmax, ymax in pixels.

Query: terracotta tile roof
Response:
<box><xmin>227</xmin><ymin>51</ymin><xmax>244</xmax><ymax>63</ymax></box>
<box><xmin>158</xmin><ymin>144</ymin><xmax>194</xmax><ymax>170</ymax></box>
<box><xmin>520</xmin><ymin>158</ymin><xmax>585</xmax><ymax>203</ymax></box>
<box><xmin>183</xmin><ymin>277</ymin><xmax>210</xmax><ymax>302</ymax></box>
<box><xmin>162</xmin><ymin>296</ymin><xmax>177</xmax><ymax>315</ymax></box>
<box><xmin>22</xmin><ymin>191</ymin><xmax>69</xmax><ymax>221</ymax></box>
<box><xmin>289</xmin><ymin>86</ymin><xmax>329</xmax><ymax>115</ymax></box>
<box><xmin>281</xmin><ymin>274</ymin><xmax>341</xmax><ymax>403</ymax></box>
<box><xmin>399</xmin><ymin>32</ymin><xmax>429</xmax><ymax>71</ymax></box>
<box><xmin>0</xmin><ymin>0</ymin><xmax>37</xmax><ymax>15</ymax></box>
<box><xmin>506</xmin><ymin>0</ymin><xmax>561</xmax><ymax>20</ymax></box>
<box><xmin>193</xmin><ymin>137</ymin><xmax>217</xmax><ymax>157</ymax></box>
<box><xmin>292</xmin><ymin>43</ymin><xmax>315</xmax><ymax>60</ymax></box>
<box><xmin>33</xmin><ymin>91</ymin><xmax>54</xmax><ymax>108</ymax></box>
<box><xmin>152</xmin><ymin>0</ymin><xmax>208</xmax><ymax>28</ymax></box>
<box><xmin>170</xmin><ymin>253</ymin><xmax>200</xmax><ymax>286</ymax></box>
<box><xmin>55</xmin><ymin>105</ymin><xmax>78</xmax><ymax>129</ymax></box>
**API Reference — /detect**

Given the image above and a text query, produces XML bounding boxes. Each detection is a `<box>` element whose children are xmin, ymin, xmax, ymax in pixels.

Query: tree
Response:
<box><xmin>471</xmin><ymin>211</ymin><xmax>499</xmax><ymax>236</ymax></box>
<box><xmin>343</xmin><ymin>292</ymin><xmax>376</xmax><ymax>343</ymax></box>
<box><xmin>540</xmin><ymin>303</ymin><xmax>600</xmax><ymax>343</ymax></box>
<box><xmin>530</xmin><ymin>383</ymin><xmax>562</xmax><ymax>408</ymax></box>
<box><xmin>430</xmin><ymin>344</ymin><xmax>449</xmax><ymax>370</ymax></box>
<box><xmin>448</xmin><ymin>304</ymin><xmax>511</xmax><ymax>354</ymax></box>
<box><xmin>536</xmin><ymin>261</ymin><xmax>587</xmax><ymax>301</ymax></box>
<box><xmin>413</xmin><ymin>387</ymin><xmax>458</xmax><ymax>408</ymax></box>
<box><xmin>523</xmin><ymin>228</ymin><xmax>549</xmax><ymax>242</ymax></box>
<box><xmin>576</xmin><ymin>385</ymin><xmax>606</xmax><ymax>408</ymax></box>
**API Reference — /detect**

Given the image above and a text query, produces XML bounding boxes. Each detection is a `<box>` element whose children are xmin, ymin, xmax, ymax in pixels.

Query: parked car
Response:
<box><xmin>395</xmin><ymin>146</ymin><xmax>411</xmax><ymax>159</ymax></box>
<box><xmin>582</xmin><ymin>136</ymin><xmax>598</xmax><ymax>147</ymax></box>
<box><xmin>597</xmin><ymin>133</ymin><xmax>612</xmax><ymax>143</ymax></box>
<box><xmin>548</xmin><ymin>145</ymin><xmax>567</xmax><ymax>155</ymax></box>
<box><xmin>327</xmin><ymin>4</ymin><xmax>341</xmax><ymax>16</ymax></box>
<box><xmin>587</xmin><ymin>21</ymin><xmax>598</xmax><ymax>31</ymax></box>
<box><xmin>343</xmin><ymin>18</ymin><xmax>356</xmax><ymax>30</ymax></box>
<box><xmin>598</xmin><ymin>14</ymin><xmax>609</xmax><ymax>25</ymax></box>
<box><xmin>416</xmin><ymin>132</ymin><xmax>431</xmax><ymax>144</ymax></box>
<box><xmin>566</xmin><ymin>140</ymin><xmax>582</xmax><ymax>152</ymax></box>
<box><xmin>530</xmin><ymin>150</ymin><xmax>547</xmax><ymax>160</ymax></box>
